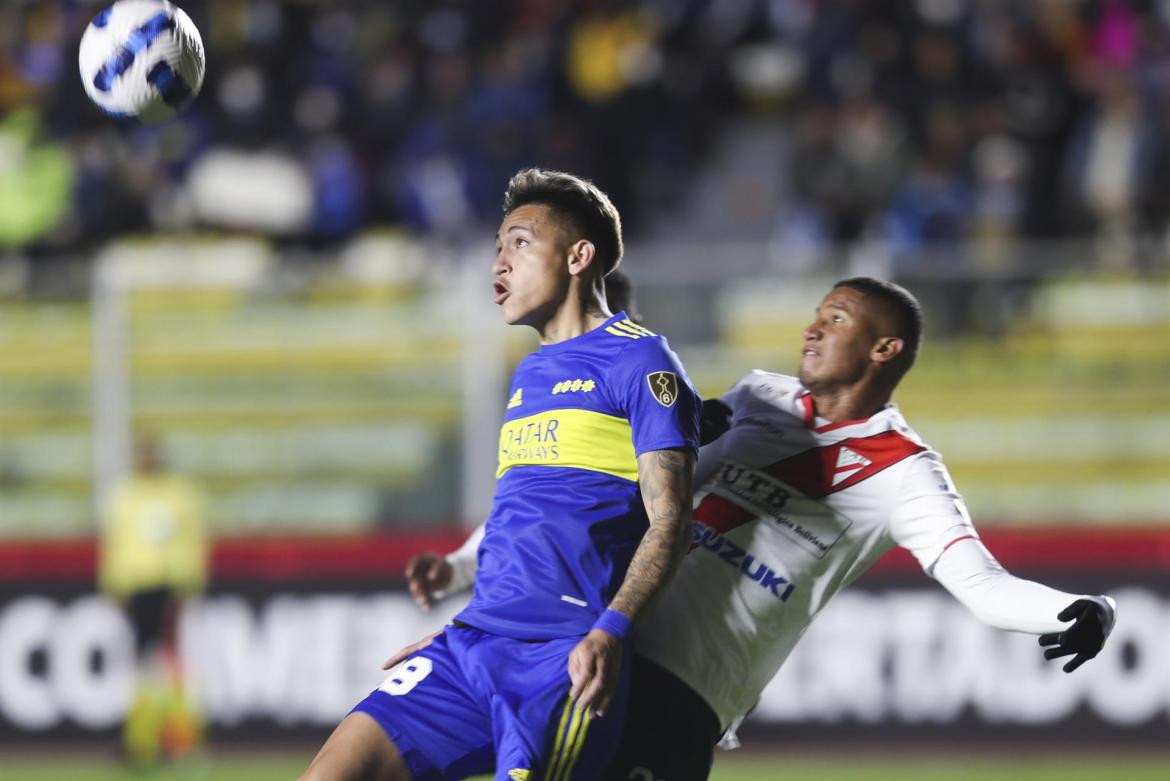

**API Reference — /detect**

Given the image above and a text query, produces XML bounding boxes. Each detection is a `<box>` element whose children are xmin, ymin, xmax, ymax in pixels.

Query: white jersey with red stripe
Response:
<box><xmin>635</xmin><ymin>370</ymin><xmax>978</xmax><ymax>732</ymax></box>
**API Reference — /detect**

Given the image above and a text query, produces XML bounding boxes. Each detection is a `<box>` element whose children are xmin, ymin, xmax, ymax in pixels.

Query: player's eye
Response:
<box><xmin>515</xmin><ymin>237</ymin><xmax>527</xmax><ymax>248</ymax></box>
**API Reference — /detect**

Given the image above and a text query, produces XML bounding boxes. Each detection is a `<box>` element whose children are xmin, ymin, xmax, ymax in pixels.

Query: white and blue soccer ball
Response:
<box><xmin>79</xmin><ymin>0</ymin><xmax>205</xmax><ymax>121</ymax></box>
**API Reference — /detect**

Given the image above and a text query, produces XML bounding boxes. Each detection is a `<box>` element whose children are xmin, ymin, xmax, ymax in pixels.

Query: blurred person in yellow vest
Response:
<box><xmin>0</xmin><ymin>108</ymin><xmax>74</xmax><ymax>248</ymax></box>
<box><xmin>98</xmin><ymin>433</ymin><xmax>208</xmax><ymax>766</ymax></box>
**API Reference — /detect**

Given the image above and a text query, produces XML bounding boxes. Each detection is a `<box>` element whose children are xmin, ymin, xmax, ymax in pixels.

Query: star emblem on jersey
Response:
<box><xmin>646</xmin><ymin>371</ymin><xmax>679</xmax><ymax>407</ymax></box>
<box><xmin>832</xmin><ymin>446</ymin><xmax>872</xmax><ymax>486</ymax></box>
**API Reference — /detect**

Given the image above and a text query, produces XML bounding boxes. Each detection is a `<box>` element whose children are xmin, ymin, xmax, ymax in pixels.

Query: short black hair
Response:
<box><xmin>833</xmin><ymin>277</ymin><xmax>923</xmax><ymax>366</ymax></box>
<box><xmin>502</xmin><ymin>168</ymin><xmax>624</xmax><ymax>277</ymax></box>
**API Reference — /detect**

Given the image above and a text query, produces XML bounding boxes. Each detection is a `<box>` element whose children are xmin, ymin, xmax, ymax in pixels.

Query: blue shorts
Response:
<box><xmin>352</xmin><ymin>623</ymin><xmax>631</xmax><ymax>781</ymax></box>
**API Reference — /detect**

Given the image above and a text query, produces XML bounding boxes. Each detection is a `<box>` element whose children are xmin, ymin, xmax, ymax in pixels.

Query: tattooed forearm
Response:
<box><xmin>609</xmin><ymin>447</ymin><xmax>695</xmax><ymax>620</ymax></box>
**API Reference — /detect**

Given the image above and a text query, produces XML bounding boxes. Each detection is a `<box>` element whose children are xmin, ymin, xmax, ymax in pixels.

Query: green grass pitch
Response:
<box><xmin>3</xmin><ymin>751</ymin><xmax>1170</xmax><ymax>781</ymax></box>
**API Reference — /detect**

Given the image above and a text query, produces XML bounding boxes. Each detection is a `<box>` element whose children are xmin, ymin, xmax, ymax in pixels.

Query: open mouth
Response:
<box><xmin>493</xmin><ymin>282</ymin><xmax>509</xmax><ymax>304</ymax></box>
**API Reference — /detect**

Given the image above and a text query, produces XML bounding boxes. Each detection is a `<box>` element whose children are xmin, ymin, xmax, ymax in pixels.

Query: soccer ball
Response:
<box><xmin>79</xmin><ymin>0</ymin><xmax>205</xmax><ymax>121</ymax></box>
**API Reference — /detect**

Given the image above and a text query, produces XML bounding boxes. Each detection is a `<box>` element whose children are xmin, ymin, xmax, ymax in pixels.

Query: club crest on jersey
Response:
<box><xmin>507</xmin><ymin>770</ymin><xmax>530</xmax><ymax>781</ymax></box>
<box><xmin>832</xmin><ymin>446</ymin><xmax>872</xmax><ymax>486</ymax></box>
<box><xmin>646</xmin><ymin>371</ymin><xmax>679</xmax><ymax>407</ymax></box>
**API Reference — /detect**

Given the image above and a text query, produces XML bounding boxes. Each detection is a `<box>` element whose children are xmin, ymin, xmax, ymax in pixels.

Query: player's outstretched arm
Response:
<box><xmin>932</xmin><ymin>537</ymin><xmax>1117</xmax><ymax>672</ymax></box>
<box><xmin>569</xmin><ymin>447</ymin><xmax>695</xmax><ymax>717</ymax></box>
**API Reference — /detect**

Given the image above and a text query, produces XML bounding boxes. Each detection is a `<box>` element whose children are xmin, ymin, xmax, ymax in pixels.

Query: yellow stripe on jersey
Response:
<box><xmin>610</xmin><ymin>320</ymin><xmax>652</xmax><ymax>339</ymax></box>
<box><xmin>604</xmin><ymin>325</ymin><xmax>639</xmax><ymax>339</ymax></box>
<box><xmin>615</xmin><ymin>318</ymin><xmax>654</xmax><ymax>337</ymax></box>
<box><xmin>555</xmin><ymin>708</ymin><xmax>592</xmax><ymax>781</ymax></box>
<box><xmin>497</xmin><ymin>408</ymin><xmax>637</xmax><ymax>481</ymax></box>
<box><xmin>546</xmin><ymin>697</ymin><xmax>574</xmax><ymax>781</ymax></box>
<box><xmin>609</xmin><ymin>320</ymin><xmax>643</xmax><ymax>337</ymax></box>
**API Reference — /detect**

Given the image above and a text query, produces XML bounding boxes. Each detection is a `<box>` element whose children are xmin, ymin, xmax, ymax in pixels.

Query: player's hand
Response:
<box><xmin>699</xmin><ymin>399</ymin><xmax>732</xmax><ymax>446</ymax></box>
<box><xmin>382</xmin><ymin>630</ymin><xmax>441</xmax><ymax>670</ymax></box>
<box><xmin>567</xmin><ymin>629</ymin><xmax>622</xmax><ymax>718</ymax></box>
<box><xmin>404</xmin><ymin>552</ymin><xmax>454</xmax><ymax>610</ymax></box>
<box><xmin>1038</xmin><ymin>596</ymin><xmax>1117</xmax><ymax>673</ymax></box>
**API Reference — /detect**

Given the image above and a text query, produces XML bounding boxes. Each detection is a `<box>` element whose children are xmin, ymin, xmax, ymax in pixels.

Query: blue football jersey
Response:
<box><xmin>455</xmin><ymin>312</ymin><xmax>701</xmax><ymax>640</ymax></box>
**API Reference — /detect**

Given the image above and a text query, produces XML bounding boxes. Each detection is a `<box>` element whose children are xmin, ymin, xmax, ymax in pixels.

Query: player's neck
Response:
<box><xmin>808</xmin><ymin>385</ymin><xmax>890</xmax><ymax>425</ymax></box>
<box><xmin>536</xmin><ymin>293</ymin><xmax>612</xmax><ymax>345</ymax></box>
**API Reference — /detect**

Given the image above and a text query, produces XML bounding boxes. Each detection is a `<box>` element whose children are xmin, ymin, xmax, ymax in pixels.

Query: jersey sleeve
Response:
<box><xmin>930</xmin><ymin>536</ymin><xmax>1098</xmax><ymax>634</ymax></box>
<box><xmin>717</xmin><ymin>372</ymin><xmax>759</xmax><ymax>410</ymax></box>
<box><xmin>694</xmin><ymin>374</ymin><xmax>755</xmax><ymax>487</ymax></box>
<box><xmin>611</xmin><ymin>336</ymin><xmax>701</xmax><ymax>456</ymax></box>
<box><xmin>887</xmin><ymin>451</ymin><xmax>979</xmax><ymax>573</ymax></box>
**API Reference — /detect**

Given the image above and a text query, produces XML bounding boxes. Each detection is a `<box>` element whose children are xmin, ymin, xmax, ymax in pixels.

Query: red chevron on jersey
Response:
<box><xmin>693</xmin><ymin>432</ymin><xmax>923</xmax><ymax>537</ymax></box>
<box><xmin>766</xmin><ymin>431</ymin><xmax>925</xmax><ymax>498</ymax></box>
<box><xmin>694</xmin><ymin>492</ymin><xmax>753</xmax><ymax>536</ymax></box>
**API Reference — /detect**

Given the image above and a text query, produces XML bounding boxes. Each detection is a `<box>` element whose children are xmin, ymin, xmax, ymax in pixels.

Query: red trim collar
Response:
<box><xmin>800</xmin><ymin>393</ymin><xmax>876</xmax><ymax>433</ymax></box>
<box><xmin>800</xmin><ymin>393</ymin><xmax>816</xmax><ymax>427</ymax></box>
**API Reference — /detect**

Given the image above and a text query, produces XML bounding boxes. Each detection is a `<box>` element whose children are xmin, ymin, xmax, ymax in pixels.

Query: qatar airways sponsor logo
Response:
<box><xmin>499</xmin><ymin>417</ymin><xmax>560</xmax><ymax>463</ymax></box>
<box><xmin>692</xmin><ymin>520</ymin><xmax>796</xmax><ymax>602</ymax></box>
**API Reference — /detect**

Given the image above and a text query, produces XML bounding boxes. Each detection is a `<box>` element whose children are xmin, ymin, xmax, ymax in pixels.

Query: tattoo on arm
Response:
<box><xmin>609</xmin><ymin>448</ymin><xmax>695</xmax><ymax>620</ymax></box>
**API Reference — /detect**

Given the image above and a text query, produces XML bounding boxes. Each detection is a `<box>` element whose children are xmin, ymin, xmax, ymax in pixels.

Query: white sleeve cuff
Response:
<box><xmin>439</xmin><ymin>522</ymin><xmax>486</xmax><ymax>597</ymax></box>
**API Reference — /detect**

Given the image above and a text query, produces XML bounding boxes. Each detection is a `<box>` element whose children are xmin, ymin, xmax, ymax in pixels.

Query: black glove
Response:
<box><xmin>1038</xmin><ymin>596</ymin><xmax>1116</xmax><ymax>673</ymax></box>
<box><xmin>699</xmin><ymin>399</ymin><xmax>732</xmax><ymax>446</ymax></box>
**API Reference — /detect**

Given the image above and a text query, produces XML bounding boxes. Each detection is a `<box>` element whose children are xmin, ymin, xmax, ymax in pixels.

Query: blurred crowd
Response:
<box><xmin>4</xmin><ymin>0</ymin><xmax>1170</xmax><ymax>269</ymax></box>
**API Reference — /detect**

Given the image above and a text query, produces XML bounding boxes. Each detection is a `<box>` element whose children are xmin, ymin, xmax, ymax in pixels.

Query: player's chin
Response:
<box><xmin>496</xmin><ymin>298</ymin><xmax>518</xmax><ymax>323</ymax></box>
<box><xmin>502</xmin><ymin>300</ymin><xmax>540</xmax><ymax>327</ymax></box>
<box><xmin>500</xmin><ymin>304</ymin><xmax>526</xmax><ymax>325</ymax></box>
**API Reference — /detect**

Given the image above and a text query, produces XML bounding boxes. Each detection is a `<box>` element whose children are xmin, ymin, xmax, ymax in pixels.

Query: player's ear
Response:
<box><xmin>566</xmin><ymin>239</ymin><xmax>597</xmax><ymax>278</ymax></box>
<box><xmin>871</xmin><ymin>336</ymin><xmax>904</xmax><ymax>365</ymax></box>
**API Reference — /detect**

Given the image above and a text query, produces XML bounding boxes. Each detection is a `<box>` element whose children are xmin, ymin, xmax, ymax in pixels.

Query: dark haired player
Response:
<box><xmin>300</xmin><ymin>169</ymin><xmax>701</xmax><ymax>781</ymax></box>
